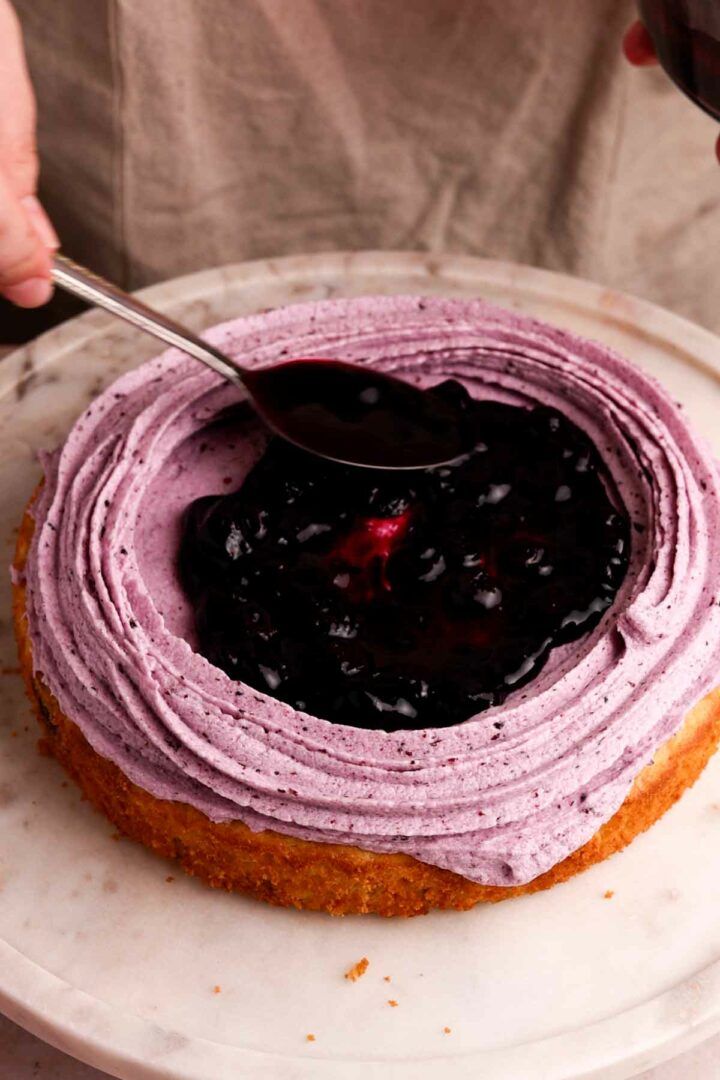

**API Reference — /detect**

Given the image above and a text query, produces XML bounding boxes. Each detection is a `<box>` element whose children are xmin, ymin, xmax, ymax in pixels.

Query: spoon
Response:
<box><xmin>51</xmin><ymin>255</ymin><xmax>471</xmax><ymax>470</ymax></box>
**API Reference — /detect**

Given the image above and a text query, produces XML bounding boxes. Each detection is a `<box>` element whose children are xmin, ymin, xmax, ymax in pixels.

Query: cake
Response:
<box><xmin>12</xmin><ymin>296</ymin><xmax>720</xmax><ymax>916</ymax></box>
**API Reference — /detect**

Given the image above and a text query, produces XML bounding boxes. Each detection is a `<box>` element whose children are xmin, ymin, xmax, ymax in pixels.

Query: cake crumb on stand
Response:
<box><xmin>344</xmin><ymin>956</ymin><xmax>369</xmax><ymax>982</ymax></box>
<box><xmin>306</xmin><ymin>1033</ymin><xmax>316</xmax><ymax>1042</ymax></box>
<box><xmin>603</xmin><ymin>889</ymin><xmax>615</xmax><ymax>899</ymax></box>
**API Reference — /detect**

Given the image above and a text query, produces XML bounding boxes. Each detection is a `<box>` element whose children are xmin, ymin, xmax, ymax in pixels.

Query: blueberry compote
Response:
<box><xmin>180</xmin><ymin>381</ymin><xmax>629</xmax><ymax>731</ymax></box>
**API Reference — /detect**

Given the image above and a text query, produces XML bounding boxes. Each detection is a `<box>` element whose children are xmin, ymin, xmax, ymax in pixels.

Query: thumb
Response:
<box><xmin>0</xmin><ymin>164</ymin><xmax>53</xmax><ymax>307</ymax></box>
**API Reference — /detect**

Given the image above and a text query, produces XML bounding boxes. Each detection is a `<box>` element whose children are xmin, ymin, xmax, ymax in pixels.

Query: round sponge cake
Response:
<box><xmin>13</xmin><ymin>499</ymin><xmax>720</xmax><ymax>916</ymax></box>
<box><xmin>15</xmin><ymin>296</ymin><xmax>720</xmax><ymax>915</ymax></box>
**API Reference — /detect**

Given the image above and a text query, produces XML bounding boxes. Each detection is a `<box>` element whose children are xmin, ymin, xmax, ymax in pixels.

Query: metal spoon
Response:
<box><xmin>51</xmin><ymin>255</ymin><xmax>470</xmax><ymax>470</ymax></box>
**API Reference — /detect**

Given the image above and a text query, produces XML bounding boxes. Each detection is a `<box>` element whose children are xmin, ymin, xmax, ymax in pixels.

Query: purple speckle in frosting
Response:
<box><xmin>22</xmin><ymin>296</ymin><xmax>720</xmax><ymax>887</ymax></box>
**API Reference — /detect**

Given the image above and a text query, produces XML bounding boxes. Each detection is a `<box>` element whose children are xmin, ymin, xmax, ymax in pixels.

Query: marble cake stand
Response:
<box><xmin>1</xmin><ymin>252</ymin><xmax>720</xmax><ymax>1080</ymax></box>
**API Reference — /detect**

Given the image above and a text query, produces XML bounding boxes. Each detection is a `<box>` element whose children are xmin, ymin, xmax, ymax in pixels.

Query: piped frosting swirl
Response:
<box><xmin>23</xmin><ymin>297</ymin><xmax>720</xmax><ymax>886</ymax></box>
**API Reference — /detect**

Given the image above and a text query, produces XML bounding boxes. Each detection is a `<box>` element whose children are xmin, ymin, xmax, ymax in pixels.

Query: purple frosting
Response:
<box><xmin>23</xmin><ymin>297</ymin><xmax>720</xmax><ymax>886</ymax></box>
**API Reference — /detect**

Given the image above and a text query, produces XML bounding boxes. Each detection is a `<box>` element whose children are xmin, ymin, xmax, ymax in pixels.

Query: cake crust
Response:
<box><xmin>13</xmin><ymin>499</ymin><xmax>720</xmax><ymax>916</ymax></box>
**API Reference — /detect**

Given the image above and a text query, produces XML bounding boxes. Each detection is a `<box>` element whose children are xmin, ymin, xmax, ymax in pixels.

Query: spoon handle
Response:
<box><xmin>51</xmin><ymin>254</ymin><xmax>246</xmax><ymax>386</ymax></box>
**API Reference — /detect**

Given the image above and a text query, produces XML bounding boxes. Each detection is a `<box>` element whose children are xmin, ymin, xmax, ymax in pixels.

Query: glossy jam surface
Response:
<box><xmin>244</xmin><ymin>358</ymin><xmax>472</xmax><ymax>467</ymax></box>
<box><xmin>180</xmin><ymin>381</ymin><xmax>630</xmax><ymax>731</ymax></box>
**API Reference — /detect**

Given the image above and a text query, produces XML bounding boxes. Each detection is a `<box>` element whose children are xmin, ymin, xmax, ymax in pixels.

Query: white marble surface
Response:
<box><xmin>2</xmin><ymin>252</ymin><xmax>720</xmax><ymax>1080</ymax></box>
<box><xmin>6</xmin><ymin>1009</ymin><xmax>720</xmax><ymax>1079</ymax></box>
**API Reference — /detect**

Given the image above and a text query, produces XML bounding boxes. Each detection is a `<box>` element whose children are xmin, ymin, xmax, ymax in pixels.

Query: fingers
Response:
<box><xmin>0</xmin><ymin>165</ymin><xmax>54</xmax><ymax>307</ymax></box>
<box><xmin>2</xmin><ymin>139</ymin><xmax>39</xmax><ymax>202</ymax></box>
<box><xmin>623</xmin><ymin>21</ymin><xmax>659</xmax><ymax>66</ymax></box>
<box><xmin>21</xmin><ymin>193</ymin><xmax>59</xmax><ymax>249</ymax></box>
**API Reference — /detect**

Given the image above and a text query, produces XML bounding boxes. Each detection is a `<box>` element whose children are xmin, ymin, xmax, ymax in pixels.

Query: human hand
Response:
<box><xmin>623</xmin><ymin>19</ymin><xmax>720</xmax><ymax>164</ymax></box>
<box><xmin>0</xmin><ymin>0</ymin><xmax>58</xmax><ymax>308</ymax></box>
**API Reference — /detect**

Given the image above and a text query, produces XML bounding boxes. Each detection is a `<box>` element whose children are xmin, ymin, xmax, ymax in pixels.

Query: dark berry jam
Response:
<box><xmin>244</xmin><ymin>358</ymin><xmax>473</xmax><ymax>468</ymax></box>
<box><xmin>180</xmin><ymin>380</ymin><xmax>629</xmax><ymax>731</ymax></box>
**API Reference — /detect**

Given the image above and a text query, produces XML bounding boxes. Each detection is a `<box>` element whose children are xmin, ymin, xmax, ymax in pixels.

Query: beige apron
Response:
<box><xmin>14</xmin><ymin>0</ymin><xmax>720</xmax><ymax>331</ymax></box>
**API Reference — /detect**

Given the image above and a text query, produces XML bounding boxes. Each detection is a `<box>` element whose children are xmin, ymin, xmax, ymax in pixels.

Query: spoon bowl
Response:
<box><xmin>244</xmin><ymin>357</ymin><xmax>470</xmax><ymax>469</ymax></box>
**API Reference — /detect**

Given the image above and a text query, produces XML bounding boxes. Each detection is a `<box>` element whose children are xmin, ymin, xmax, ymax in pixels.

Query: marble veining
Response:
<box><xmin>1</xmin><ymin>252</ymin><xmax>720</xmax><ymax>1080</ymax></box>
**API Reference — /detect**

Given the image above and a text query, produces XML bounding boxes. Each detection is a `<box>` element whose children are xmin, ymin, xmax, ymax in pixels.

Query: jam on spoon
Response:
<box><xmin>180</xmin><ymin>380</ymin><xmax>630</xmax><ymax>732</ymax></box>
<box><xmin>243</xmin><ymin>359</ymin><xmax>472</xmax><ymax>469</ymax></box>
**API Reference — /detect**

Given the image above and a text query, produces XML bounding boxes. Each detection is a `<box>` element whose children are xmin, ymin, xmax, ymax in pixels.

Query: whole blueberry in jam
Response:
<box><xmin>179</xmin><ymin>380</ymin><xmax>630</xmax><ymax>731</ymax></box>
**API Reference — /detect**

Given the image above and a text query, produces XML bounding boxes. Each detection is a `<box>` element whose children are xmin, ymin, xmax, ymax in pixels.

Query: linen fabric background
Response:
<box><xmin>14</xmin><ymin>0</ymin><xmax>720</xmax><ymax>331</ymax></box>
